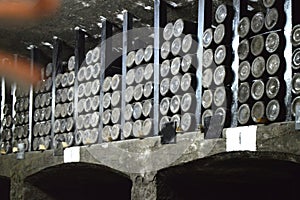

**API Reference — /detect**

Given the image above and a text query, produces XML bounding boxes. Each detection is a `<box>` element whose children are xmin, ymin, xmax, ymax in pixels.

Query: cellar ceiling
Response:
<box><xmin>0</xmin><ymin>0</ymin><xmax>198</xmax><ymax>59</ymax></box>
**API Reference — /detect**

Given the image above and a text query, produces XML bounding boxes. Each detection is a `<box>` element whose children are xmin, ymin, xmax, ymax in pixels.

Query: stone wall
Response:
<box><xmin>1</xmin><ymin>122</ymin><xmax>300</xmax><ymax>199</ymax></box>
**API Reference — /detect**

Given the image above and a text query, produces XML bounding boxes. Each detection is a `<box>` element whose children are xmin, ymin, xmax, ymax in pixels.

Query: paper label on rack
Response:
<box><xmin>1</xmin><ymin>149</ymin><xmax>6</xmax><ymax>155</ymax></box>
<box><xmin>39</xmin><ymin>145</ymin><xmax>46</xmax><ymax>151</ymax></box>
<box><xmin>13</xmin><ymin>147</ymin><xmax>19</xmax><ymax>153</ymax></box>
<box><xmin>64</xmin><ymin>147</ymin><xmax>80</xmax><ymax>163</ymax></box>
<box><xmin>62</xmin><ymin>142</ymin><xmax>68</xmax><ymax>148</ymax></box>
<box><xmin>226</xmin><ymin>126</ymin><xmax>257</xmax><ymax>152</ymax></box>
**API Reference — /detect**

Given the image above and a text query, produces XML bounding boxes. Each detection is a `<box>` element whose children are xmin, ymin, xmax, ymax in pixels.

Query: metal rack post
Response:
<box><xmin>284</xmin><ymin>0</ymin><xmax>293</xmax><ymax>121</ymax></box>
<box><xmin>0</xmin><ymin>76</ymin><xmax>5</xmax><ymax>136</ymax></box>
<box><xmin>11</xmin><ymin>55</ymin><xmax>17</xmax><ymax>151</ymax></box>
<box><xmin>121</xmin><ymin>11</ymin><xmax>133</xmax><ymax>140</ymax></box>
<box><xmin>74</xmin><ymin>28</ymin><xmax>86</xmax><ymax>142</ymax></box>
<box><xmin>29</xmin><ymin>47</ymin><xmax>41</xmax><ymax>151</ymax></box>
<box><xmin>98</xmin><ymin>19</ymin><xmax>113</xmax><ymax>143</ymax></box>
<box><xmin>153</xmin><ymin>0</ymin><xmax>167</xmax><ymax>136</ymax></box>
<box><xmin>51</xmin><ymin>37</ymin><xmax>62</xmax><ymax>149</ymax></box>
<box><xmin>230</xmin><ymin>0</ymin><xmax>240</xmax><ymax>127</ymax></box>
<box><xmin>196</xmin><ymin>0</ymin><xmax>205</xmax><ymax>128</ymax></box>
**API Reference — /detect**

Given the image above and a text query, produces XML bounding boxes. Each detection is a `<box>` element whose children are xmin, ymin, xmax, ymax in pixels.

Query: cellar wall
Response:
<box><xmin>1</xmin><ymin>122</ymin><xmax>300</xmax><ymax>199</ymax></box>
<box><xmin>1</xmin><ymin>0</ymin><xmax>300</xmax><ymax>199</ymax></box>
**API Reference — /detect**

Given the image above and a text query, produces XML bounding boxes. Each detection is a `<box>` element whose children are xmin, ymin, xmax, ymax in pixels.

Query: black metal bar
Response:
<box><xmin>74</xmin><ymin>28</ymin><xmax>86</xmax><ymax>145</ymax></box>
<box><xmin>75</xmin><ymin>27</ymin><xmax>86</xmax><ymax>68</ymax></box>
<box><xmin>0</xmin><ymin>75</ymin><xmax>4</xmax><ymax>149</ymax></box>
<box><xmin>127</xmin><ymin>14</ymin><xmax>134</xmax><ymax>51</ymax></box>
<box><xmin>52</xmin><ymin>37</ymin><xmax>62</xmax><ymax>73</ymax></box>
<box><xmin>121</xmin><ymin>11</ymin><xmax>133</xmax><ymax>140</ymax></box>
<box><xmin>60</xmin><ymin>40</ymin><xmax>75</xmax><ymax>63</ymax></box>
<box><xmin>29</xmin><ymin>46</ymin><xmax>42</xmax><ymax>152</ymax></box>
<box><xmin>203</xmin><ymin>0</ymin><xmax>212</xmax><ymax>30</ymax></box>
<box><xmin>159</xmin><ymin>0</ymin><xmax>167</xmax><ymax>28</ymax></box>
<box><xmin>51</xmin><ymin>37</ymin><xmax>62</xmax><ymax>150</ymax></box>
<box><xmin>98</xmin><ymin>19</ymin><xmax>113</xmax><ymax>143</ymax></box>
<box><xmin>4</xmin><ymin>80</ymin><xmax>12</xmax><ymax>103</ymax></box>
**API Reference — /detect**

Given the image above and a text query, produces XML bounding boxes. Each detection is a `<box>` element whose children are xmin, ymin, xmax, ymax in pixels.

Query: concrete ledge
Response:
<box><xmin>1</xmin><ymin>122</ymin><xmax>300</xmax><ymax>199</ymax></box>
<box><xmin>0</xmin><ymin>122</ymin><xmax>300</xmax><ymax>178</ymax></box>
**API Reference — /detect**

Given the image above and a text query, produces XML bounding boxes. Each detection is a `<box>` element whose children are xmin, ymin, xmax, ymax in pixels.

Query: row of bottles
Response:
<box><xmin>160</xmin><ymin>18</ymin><xmax>198</xmax><ymax>132</ymax></box>
<box><xmin>237</xmin><ymin>0</ymin><xmax>286</xmax><ymax>125</ymax></box>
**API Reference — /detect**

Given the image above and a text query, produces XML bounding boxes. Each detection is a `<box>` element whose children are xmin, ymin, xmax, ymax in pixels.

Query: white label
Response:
<box><xmin>64</xmin><ymin>147</ymin><xmax>80</xmax><ymax>163</ymax></box>
<box><xmin>226</xmin><ymin>126</ymin><xmax>257</xmax><ymax>152</ymax></box>
<box><xmin>13</xmin><ymin>147</ymin><xmax>19</xmax><ymax>153</ymax></box>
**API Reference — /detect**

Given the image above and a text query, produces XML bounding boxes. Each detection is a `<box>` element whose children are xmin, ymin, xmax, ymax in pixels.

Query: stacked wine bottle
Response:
<box><xmin>101</xmin><ymin>71</ymin><xmax>123</xmax><ymax>141</ymax></box>
<box><xmin>160</xmin><ymin>18</ymin><xmax>198</xmax><ymax>132</ymax></box>
<box><xmin>76</xmin><ymin>47</ymin><xmax>101</xmax><ymax>145</ymax></box>
<box><xmin>201</xmin><ymin>3</ymin><xmax>234</xmax><ymax>128</ymax></box>
<box><xmin>237</xmin><ymin>0</ymin><xmax>286</xmax><ymax>125</ymax></box>
<box><xmin>32</xmin><ymin>64</ymin><xmax>53</xmax><ymax>151</ymax></box>
<box><xmin>52</xmin><ymin>57</ymin><xmax>76</xmax><ymax>148</ymax></box>
<box><xmin>1</xmin><ymin>104</ymin><xmax>13</xmax><ymax>154</ymax></box>
<box><xmin>291</xmin><ymin>22</ymin><xmax>300</xmax><ymax>117</ymax></box>
<box><xmin>13</xmin><ymin>84</ymin><xmax>31</xmax><ymax>152</ymax></box>
<box><xmin>120</xmin><ymin>43</ymin><xmax>154</xmax><ymax>139</ymax></box>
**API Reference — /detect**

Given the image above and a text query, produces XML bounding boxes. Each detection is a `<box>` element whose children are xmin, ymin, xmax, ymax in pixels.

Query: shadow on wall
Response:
<box><xmin>24</xmin><ymin>163</ymin><xmax>132</xmax><ymax>200</ymax></box>
<box><xmin>0</xmin><ymin>176</ymin><xmax>10</xmax><ymax>200</ymax></box>
<box><xmin>157</xmin><ymin>152</ymin><xmax>300</xmax><ymax>200</ymax></box>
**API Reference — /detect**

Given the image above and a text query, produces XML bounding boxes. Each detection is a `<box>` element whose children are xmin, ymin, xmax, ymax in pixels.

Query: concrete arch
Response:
<box><xmin>24</xmin><ymin>162</ymin><xmax>132</xmax><ymax>200</ymax></box>
<box><xmin>157</xmin><ymin>151</ymin><xmax>300</xmax><ymax>200</ymax></box>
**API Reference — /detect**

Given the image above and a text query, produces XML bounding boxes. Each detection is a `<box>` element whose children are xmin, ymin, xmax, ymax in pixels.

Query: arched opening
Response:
<box><xmin>157</xmin><ymin>152</ymin><xmax>300</xmax><ymax>200</ymax></box>
<box><xmin>0</xmin><ymin>176</ymin><xmax>10</xmax><ymax>200</ymax></box>
<box><xmin>25</xmin><ymin>163</ymin><xmax>132</xmax><ymax>200</ymax></box>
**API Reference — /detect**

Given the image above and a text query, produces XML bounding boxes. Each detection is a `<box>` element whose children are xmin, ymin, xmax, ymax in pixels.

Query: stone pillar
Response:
<box><xmin>10</xmin><ymin>170</ymin><xmax>25</xmax><ymax>200</ymax></box>
<box><xmin>131</xmin><ymin>172</ymin><xmax>157</xmax><ymax>200</ymax></box>
<box><xmin>23</xmin><ymin>184</ymin><xmax>54</xmax><ymax>200</ymax></box>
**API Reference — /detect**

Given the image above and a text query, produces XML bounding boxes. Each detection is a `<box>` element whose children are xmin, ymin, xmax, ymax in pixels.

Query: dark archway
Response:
<box><xmin>25</xmin><ymin>162</ymin><xmax>132</xmax><ymax>200</ymax></box>
<box><xmin>0</xmin><ymin>176</ymin><xmax>10</xmax><ymax>200</ymax></box>
<box><xmin>157</xmin><ymin>152</ymin><xmax>300</xmax><ymax>200</ymax></box>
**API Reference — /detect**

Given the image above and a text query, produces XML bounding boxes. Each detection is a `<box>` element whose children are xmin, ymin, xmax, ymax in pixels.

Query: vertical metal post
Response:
<box><xmin>154</xmin><ymin>0</ymin><xmax>167</xmax><ymax>136</ymax></box>
<box><xmin>196</xmin><ymin>0</ymin><xmax>205</xmax><ymax>128</ymax></box>
<box><xmin>0</xmin><ymin>70</ymin><xmax>6</xmax><ymax>138</ymax></box>
<box><xmin>284</xmin><ymin>0</ymin><xmax>292</xmax><ymax>121</ymax></box>
<box><xmin>51</xmin><ymin>37</ymin><xmax>62</xmax><ymax>149</ymax></box>
<box><xmin>230</xmin><ymin>0</ymin><xmax>240</xmax><ymax>127</ymax></box>
<box><xmin>11</xmin><ymin>55</ymin><xmax>17</xmax><ymax>151</ymax></box>
<box><xmin>74</xmin><ymin>28</ymin><xmax>85</xmax><ymax>140</ymax></box>
<box><xmin>99</xmin><ymin>19</ymin><xmax>113</xmax><ymax>143</ymax></box>
<box><xmin>0</xmin><ymin>70</ymin><xmax>7</xmax><ymax>156</ymax></box>
<box><xmin>29</xmin><ymin>47</ymin><xmax>39</xmax><ymax>152</ymax></box>
<box><xmin>121</xmin><ymin>11</ymin><xmax>133</xmax><ymax>140</ymax></box>
<box><xmin>154</xmin><ymin>0</ymin><xmax>160</xmax><ymax>137</ymax></box>
<box><xmin>0</xmin><ymin>76</ymin><xmax>5</xmax><ymax>138</ymax></box>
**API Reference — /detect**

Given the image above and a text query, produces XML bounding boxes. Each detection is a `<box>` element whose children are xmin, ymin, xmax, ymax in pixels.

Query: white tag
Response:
<box><xmin>13</xmin><ymin>147</ymin><xmax>19</xmax><ymax>153</ymax></box>
<box><xmin>64</xmin><ymin>147</ymin><xmax>80</xmax><ymax>163</ymax></box>
<box><xmin>226</xmin><ymin>126</ymin><xmax>257</xmax><ymax>152</ymax></box>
